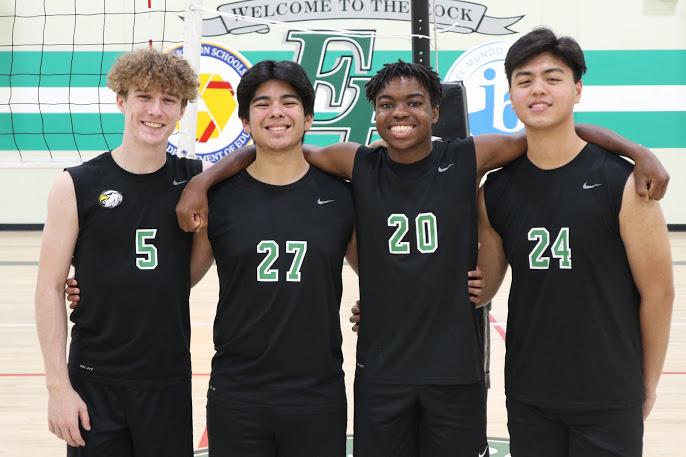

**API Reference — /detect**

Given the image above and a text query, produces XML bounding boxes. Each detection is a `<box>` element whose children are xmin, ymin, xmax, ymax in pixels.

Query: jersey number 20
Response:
<box><xmin>388</xmin><ymin>213</ymin><xmax>438</xmax><ymax>254</ymax></box>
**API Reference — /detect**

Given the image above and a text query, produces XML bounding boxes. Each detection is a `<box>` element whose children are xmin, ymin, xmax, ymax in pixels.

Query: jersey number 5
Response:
<box><xmin>388</xmin><ymin>213</ymin><xmax>438</xmax><ymax>254</ymax></box>
<box><xmin>528</xmin><ymin>227</ymin><xmax>572</xmax><ymax>270</ymax></box>
<box><xmin>257</xmin><ymin>240</ymin><xmax>308</xmax><ymax>282</ymax></box>
<box><xmin>135</xmin><ymin>229</ymin><xmax>158</xmax><ymax>270</ymax></box>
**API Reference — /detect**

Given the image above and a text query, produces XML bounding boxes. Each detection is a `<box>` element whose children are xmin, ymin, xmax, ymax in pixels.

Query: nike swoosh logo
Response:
<box><xmin>582</xmin><ymin>182</ymin><xmax>602</xmax><ymax>189</ymax></box>
<box><xmin>438</xmin><ymin>163</ymin><xmax>455</xmax><ymax>173</ymax></box>
<box><xmin>478</xmin><ymin>444</ymin><xmax>489</xmax><ymax>457</ymax></box>
<box><xmin>317</xmin><ymin>198</ymin><xmax>335</xmax><ymax>205</ymax></box>
<box><xmin>173</xmin><ymin>179</ymin><xmax>188</xmax><ymax>186</ymax></box>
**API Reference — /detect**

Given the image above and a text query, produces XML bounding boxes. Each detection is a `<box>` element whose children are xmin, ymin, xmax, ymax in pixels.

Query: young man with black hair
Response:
<box><xmin>176</xmin><ymin>60</ymin><xmax>668</xmax><ymax>457</ymax></box>
<box><xmin>197</xmin><ymin>60</ymin><xmax>358</xmax><ymax>457</ymax></box>
<box><xmin>477</xmin><ymin>27</ymin><xmax>673</xmax><ymax>456</ymax></box>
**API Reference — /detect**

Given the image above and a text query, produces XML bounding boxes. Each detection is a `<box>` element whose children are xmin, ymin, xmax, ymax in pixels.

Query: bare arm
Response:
<box><xmin>35</xmin><ymin>172</ymin><xmax>89</xmax><ymax>447</ymax></box>
<box><xmin>473</xmin><ymin>132</ymin><xmax>527</xmax><ymax>180</ymax></box>
<box><xmin>302</xmin><ymin>142</ymin><xmax>360</xmax><ymax>180</ymax></box>
<box><xmin>476</xmin><ymin>187</ymin><xmax>509</xmax><ymax>305</ymax></box>
<box><xmin>176</xmin><ymin>150</ymin><xmax>254</xmax><ymax>232</ymax></box>
<box><xmin>618</xmin><ymin>173</ymin><xmax>674</xmax><ymax>420</ymax></box>
<box><xmin>345</xmin><ymin>229</ymin><xmax>358</xmax><ymax>275</ymax></box>
<box><xmin>190</xmin><ymin>229</ymin><xmax>214</xmax><ymax>288</ymax></box>
<box><xmin>576</xmin><ymin>125</ymin><xmax>669</xmax><ymax>200</ymax></box>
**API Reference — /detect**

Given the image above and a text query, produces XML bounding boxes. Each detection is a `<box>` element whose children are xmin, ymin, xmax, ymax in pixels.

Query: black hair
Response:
<box><xmin>236</xmin><ymin>60</ymin><xmax>315</xmax><ymax>120</ymax></box>
<box><xmin>365</xmin><ymin>61</ymin><xmax>443</xmax><ymax>107</ymax></box>
<box><xmin>505</xmin><ymin>27</ymin><xmax>587</xmax><ymax>84</ymax></box>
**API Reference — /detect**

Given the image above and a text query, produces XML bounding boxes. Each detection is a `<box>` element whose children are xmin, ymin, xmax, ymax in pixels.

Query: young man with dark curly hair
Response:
<box><xmin>35</xmin><ymin>48</ymin><xmax>220</xmax><ymax>456</ymax></box>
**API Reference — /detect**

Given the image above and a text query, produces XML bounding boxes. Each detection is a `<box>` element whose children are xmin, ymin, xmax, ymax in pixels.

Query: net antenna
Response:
<box><xmin>177</xmin><ymin>0</ymin><xmax>202</xmax><ymax>159</ymax></box>
<box><xmin>411</xmin><ymin>0</ymin><xmax>431</xmax><ymax>68</ymax></box>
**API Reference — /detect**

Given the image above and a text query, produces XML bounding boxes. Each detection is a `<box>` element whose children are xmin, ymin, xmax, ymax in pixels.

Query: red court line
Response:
<box><xmin>198</xmin><ymin>427</ymin><xmax>208</xmax><ymax>448</ymax></box>
<box><xmin>488</xmin><ymin>313</ymin><xmax>507</xmax><ymax>341</ymax></box>
<box><xmin>0</xmin><ymin>373</ymin><xmax>213</xmax><ymax>377</ymax></box>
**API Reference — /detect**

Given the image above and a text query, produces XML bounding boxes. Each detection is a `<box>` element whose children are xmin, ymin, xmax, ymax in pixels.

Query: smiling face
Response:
<box><xmin>374</xmin><ymin>76</ymin><xmax>438</xmax><ymax>162</ymax></box>
<box><xmin>241</xmin><ymin>79</ymin><xmax>313</xmax><ymax>153</ymax></box>
<box><xmin>509</xmin><ymin>52</ymin><xmax>582</xmax><ymax>132</ymax></box>
<box><xmin>117</xmin><ymin>86</ymin><xmax>184</xmax><ymax>149</ymax></box>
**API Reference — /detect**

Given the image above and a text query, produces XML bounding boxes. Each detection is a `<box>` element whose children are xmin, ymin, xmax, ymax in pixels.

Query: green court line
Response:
<box><xmin>2</xmin><ymin>50</ymin><xmax>685</xmax><ymax>86</ymax></box>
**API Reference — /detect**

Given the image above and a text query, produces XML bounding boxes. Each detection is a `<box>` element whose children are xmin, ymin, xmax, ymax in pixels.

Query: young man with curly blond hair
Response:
<box><xmin>35</xmin><ymin>48</ymin><xmax>218</xmax><ymax>456</ymax></box>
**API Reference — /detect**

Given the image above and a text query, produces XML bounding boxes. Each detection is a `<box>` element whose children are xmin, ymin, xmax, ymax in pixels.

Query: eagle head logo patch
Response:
<box><xmin>98</xmin><ymin>190</ymin><xmax>123</xmax><ymax>208</ymax></box>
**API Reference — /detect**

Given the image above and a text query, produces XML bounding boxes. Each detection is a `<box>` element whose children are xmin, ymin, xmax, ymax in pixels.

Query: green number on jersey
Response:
<box><xmin>135</xmin><ymin>229</ymin><xmax>158</xmax><ymax>270</ymax></box>
<box><xmin>388</xmin><ymin>212</ymin><xmax>439</xmax><ymax>254</ymax></box>
<box><xmin>387</xmin><ymin>214</ymin><xmax>410</xmax><ymax>254</ymax></box>
<box><xmin>528</xmin><ymin>227</ymin><xmax>572</xmax><ymax>270</ymax></box>
<box><xmin>527</xmin><ymin>228</ymin><xmax>550</xmax><ymax>269</ymax></box>
<box><xmin>286</xmin><ymin>241</ymin><xmax>307</xmax><ymax>282</ymax></box>
<box><xmin>257</xmin><ymin>240</ymin><xmax>279</xmax><ymax>282</ymax></box>
<box><xmin>551</xmin><ymin>227</ymin><xmax>572</xmax><ymax>269</ymax></box>
<box><xmin>257</xmin><ymin>240</ymin><xmax>308</xmax><ymax>282</ymax></box>
<box><xmin>415</xmin><ymin>213</ymin><xmax>438</xmax><ymax>253</ymax></box>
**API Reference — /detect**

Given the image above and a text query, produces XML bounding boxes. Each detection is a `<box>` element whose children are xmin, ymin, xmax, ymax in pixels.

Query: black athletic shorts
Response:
<box><xmin>507</xmin><ymin>398</ymin><xmax>643</xmax><ymax>457</ymax></box>
<box><xmin>206</xmin><ymin>390</ymin><xmax>346</xmax><ymax>457</ymax></box>
<box><xmin>67</xmin><ymin>373</ymin><xmax>193</xmax><ymax>457</ymax></box>
<box><xmin>354</xmin><ymin>380</ymin><xmax>488</xmax><ymax>457</ymax></box>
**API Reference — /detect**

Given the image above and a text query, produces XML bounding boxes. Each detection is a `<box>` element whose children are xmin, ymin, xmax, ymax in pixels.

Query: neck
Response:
<box><xmin>247</xmin><ymin>144</ymin><xmax>309</xmax><ymax>185</ymax></box>
<box><xmin>525</xmin><ymin>118</ymin><xmax>587</xmax><ymax>169</ymax></box>
<box><xmin>386</xmin><ymin>138</ymin><xmax>433</xmax><ymax>164</ymax></box>
<box><xmin>111</xmin><ymin>136</ymin><xmax>168</xmax><ymax>174</ymax></box>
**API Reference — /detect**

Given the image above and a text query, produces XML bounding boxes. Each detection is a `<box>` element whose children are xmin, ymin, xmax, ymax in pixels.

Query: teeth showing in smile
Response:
<box><xmin>529</xmin><ymin>102</ymin><xmax>550</xmax><ymax>110</ymax></box>
<box><xmin>390</xmin><ymin>125</ymin><xmax>415</xmax><ymax>132</ymax></box>
<box><xmin>142</xmin><ymin>121</ymin><xmax>164</xmax><ymax>128</ymax></box>
<box><xmin>266</xmin><ymin>126</ymin><xmax>288</xmax><ymax>131</ymax></box>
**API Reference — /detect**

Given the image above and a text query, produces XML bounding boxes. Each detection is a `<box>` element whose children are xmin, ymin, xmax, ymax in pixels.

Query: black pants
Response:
<box><xmin>206</xmin><ymin>391</ymin><xmax>346</xmax><ymax>457</ymax></box>
<box><xmin>507</xmin><ymin>398</ymin><xmax>643</xmax><ymax>457</ymax></box>
<box><xmin>67</xmin><ymin>374</ymin><xmax>192</xmax><ymax>457</ymax></box>
<box><xmin>354</xmin><ymin>380</ymin><xmax>489</xmax><ymax>457</ymax></box>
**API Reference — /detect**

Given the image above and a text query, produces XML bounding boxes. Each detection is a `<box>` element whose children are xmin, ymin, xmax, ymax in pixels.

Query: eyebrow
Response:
<box><xmin>251</xmin><ymin>93</ymin><xmax>301</xmax><ymax>103</ymax></box>
<box><xmin>377</xmin><ymin>92</ymin><xmax>425</xmax><ymax>101</ymax></box>
<box><xmin>513</xmin><ymin>67</ymin><xmax>566</xmax><ymax>78</ymax></box>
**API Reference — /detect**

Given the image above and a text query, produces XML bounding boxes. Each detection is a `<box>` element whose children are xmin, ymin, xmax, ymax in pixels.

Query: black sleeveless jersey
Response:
<box><xmin>352</xmin><ymin>138</ymin><xmax>484</xmax><ymax>384</ymax></box>
<box><xmin>66</xmin><ymin>152</ymin><xmax>202</xmax><ymax>386</ymax></box>
<box><xmin>207</xmin><ymin>167</ymin><xmax>354</xmax><ymax>411</ymax></box>
<box><xmin>485</xmin><ymin>144</ymin><xmax>642</xmax><ymax>409</ymax></box>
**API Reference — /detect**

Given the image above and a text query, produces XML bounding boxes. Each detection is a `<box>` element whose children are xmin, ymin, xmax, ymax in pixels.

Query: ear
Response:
<box><xmin>116</xmin><ymin>94</ymin><xmax>126</xmax><ymax>113</ymax></box>
<box><xmin>431</xmin><ymin>105</ymin><xmax>440</xmax><ymax>125</ymax></box>
<box><xmin>575</xmin><ymin>79</ymin><xmax>583</xmax><ymax>104</ymax></box>
<box><xmin>241</xmin><ymin>117</ymin><xmax>251</xmax><ymax>135</ymax></box>
<box><xmin>304</xmin><ymin>113</ymin><xmax>314</xmax><ymax>132</ymax></box>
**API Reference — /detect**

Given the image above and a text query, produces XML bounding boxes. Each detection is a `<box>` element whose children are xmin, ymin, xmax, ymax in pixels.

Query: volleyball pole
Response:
<box><xmin>178</xmin><ymin>0</ymin><xmax>203</xmax><ymax>158</ymax></box>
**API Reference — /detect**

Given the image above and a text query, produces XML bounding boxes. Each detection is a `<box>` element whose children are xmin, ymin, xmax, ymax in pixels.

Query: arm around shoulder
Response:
<box><xmin>473</xmin><ymin>132</ymin><xmax>527</xmax><ymax>178</ymax></box>
<box><xmin>303</xmin><ymin>142</ymin><xmax>359</xmax><ymax>180</ymax></box>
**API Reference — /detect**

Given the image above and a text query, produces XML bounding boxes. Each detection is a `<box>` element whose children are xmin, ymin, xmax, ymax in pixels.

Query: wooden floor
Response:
<box><xmin>1</xmin><ymin>231</ymin><xmax>685</xmax><ymax>456</ymax></box>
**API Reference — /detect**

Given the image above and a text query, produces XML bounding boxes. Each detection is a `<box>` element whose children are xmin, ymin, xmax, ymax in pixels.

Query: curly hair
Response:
<box><xmin>107</xmin><ymin>48</ymin><xmax>198</xmax><ymax>106</ymax></box>
<box><xmin>365</xmin><ymin>61</ymin><xmax>443</xmax><ymax>107</ymax></box>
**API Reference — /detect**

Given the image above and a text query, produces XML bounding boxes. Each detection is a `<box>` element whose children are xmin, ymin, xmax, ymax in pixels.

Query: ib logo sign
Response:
<box><xmin>445</xmin><ymin>41</ymin><xmax>523</xmax><ymax>135</ymax></box>
<box><xmin>167</xmin><ymin>43</ymin><xmax>252</xmax><ymax>162</ymax></box>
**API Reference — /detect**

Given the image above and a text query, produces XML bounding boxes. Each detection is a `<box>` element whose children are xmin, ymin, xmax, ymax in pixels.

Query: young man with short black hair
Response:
<box><xmin>477</xmin><ymin>27</ymin><xmax>673</xmax><ymax>456</ymax></box>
